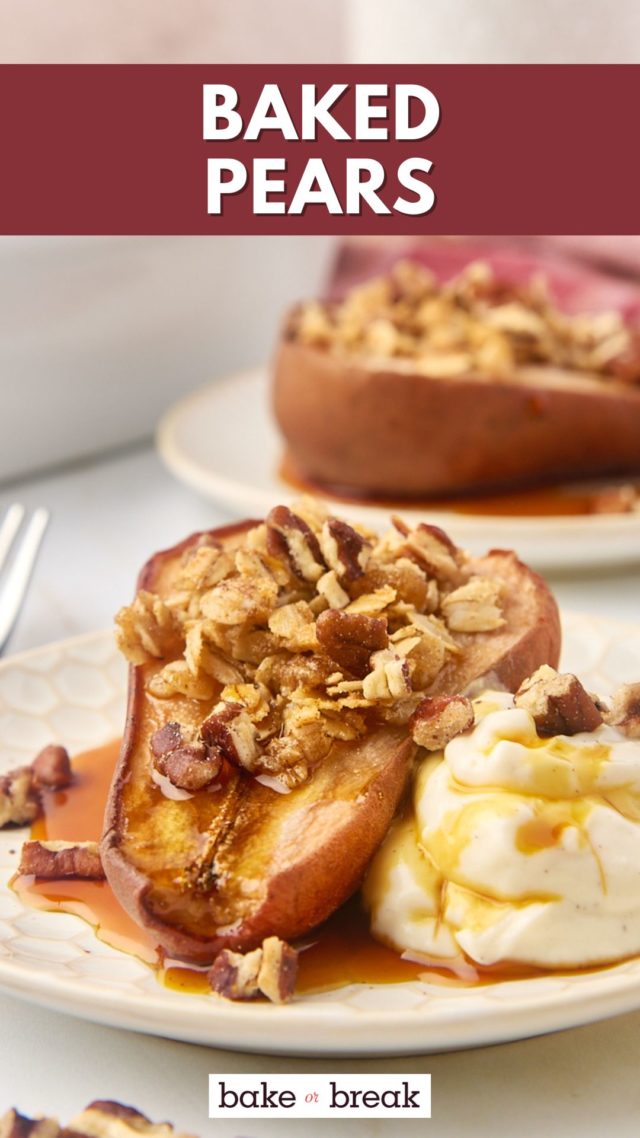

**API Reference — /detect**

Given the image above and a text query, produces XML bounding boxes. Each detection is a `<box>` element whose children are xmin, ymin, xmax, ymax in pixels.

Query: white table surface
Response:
<box><xmin>1</xmin><ymin>444</ymin><xmax>639</xmax><ymax>1137</ymax></box>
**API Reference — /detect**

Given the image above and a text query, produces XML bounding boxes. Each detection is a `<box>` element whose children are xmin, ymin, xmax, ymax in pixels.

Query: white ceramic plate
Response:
<box><xmin>1</xmin><ymin>617</ymin><xmax>640</xmax><ymax>1056</ymax></box>
<box><xmin>157</xmin><ymin>369</ymin><xmax>640</xmax><ymax>572</ymax></box>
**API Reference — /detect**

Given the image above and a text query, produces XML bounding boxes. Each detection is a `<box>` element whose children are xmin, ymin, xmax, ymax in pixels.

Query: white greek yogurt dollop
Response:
<box><xmin>363</xmin><ymin>692</ymin><xmax>640</xmax><ymax>969</ymax></box>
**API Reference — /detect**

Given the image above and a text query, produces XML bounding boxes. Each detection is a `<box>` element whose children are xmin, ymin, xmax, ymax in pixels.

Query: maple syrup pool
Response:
<box><xmin>12</xmin><ymin>739</ymin><xmax>598</xmax><ymax>997</ymax></box>
<box><xmin>279</xmin><ymin>453</ymin><xmax>640</xmax><ymax>518</ymax></box>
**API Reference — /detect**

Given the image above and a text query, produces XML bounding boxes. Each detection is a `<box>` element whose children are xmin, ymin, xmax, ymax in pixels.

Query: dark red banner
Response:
<box><xmin>0</xmin><ymin>64</ymin><xmax>638</xmax><ymax>234</ymax></box>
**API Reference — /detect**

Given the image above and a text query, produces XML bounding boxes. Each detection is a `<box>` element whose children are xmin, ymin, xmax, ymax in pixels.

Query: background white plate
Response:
<box><xmin>157</xmin><ymin>368</ymin><xmax>640</xmax><ymax>573</ymax></box>
<box><xmin>1</xmin><ymin>616</ymin><xmax>640</xmax><ymax>1055</ymax></box>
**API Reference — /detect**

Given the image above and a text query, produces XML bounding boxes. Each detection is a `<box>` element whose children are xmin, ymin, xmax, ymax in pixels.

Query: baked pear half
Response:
<box><xmin>102</xmin><ymin>501</ymin><xmax>560</xmax><ymax>964</ymax></box>
<box><xmin>273</xmin><ymin>260</ymin><xmax>640</xmax><ymax>498</ymax></box>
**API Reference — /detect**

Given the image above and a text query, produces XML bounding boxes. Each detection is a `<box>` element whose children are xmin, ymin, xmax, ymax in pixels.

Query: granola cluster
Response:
<box><xmin>291</xmin><ymin>260</ymin><xmax>640</xmax><ymax>385</ymax></box>
<box><xmin>115</xmin><ymin>501</ymin><xmax>506</xmax><ymax>791</ymax></box>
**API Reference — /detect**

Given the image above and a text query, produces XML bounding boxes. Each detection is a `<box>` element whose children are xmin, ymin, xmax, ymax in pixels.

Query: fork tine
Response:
<box><xmin>0</xmin><ymin>504</ymin><xmax>26</xmax><ymax>573</ymax></box>
<box><xmin>0</xmin><ymin>507</ymin><xmax>50</xmax><ymax>653</ymax></box>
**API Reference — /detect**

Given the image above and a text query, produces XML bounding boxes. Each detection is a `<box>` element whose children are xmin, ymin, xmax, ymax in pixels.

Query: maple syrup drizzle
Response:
<box><xmin>10</xmin><ymin>740</ymin><xmax>612</xmax><ymax>996</ymax></box>
<box><xmin>13</xmin><ymin>740</ymin><xmax>158</xmax><ymax>966</ymax></box>
<box><xmin>13</xmin><ymin>740</ymin><xmax>431</xmax><ymax>993</ymax></box>
<box><xmin>279</xmin><ymin>453</ymin><xmax>640</xmax><ymax>519</ymax></box>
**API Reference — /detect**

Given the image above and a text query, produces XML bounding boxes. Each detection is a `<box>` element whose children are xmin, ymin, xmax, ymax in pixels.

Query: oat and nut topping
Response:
<box><xmin>115</xmin><ymin>502</ymin><xmax>508</xmax><ymax>790</ymax></box>
<box><xmin>290</xmin><ymin>260</ymin><xmax>640</xmax><ymax>384</ymax></box>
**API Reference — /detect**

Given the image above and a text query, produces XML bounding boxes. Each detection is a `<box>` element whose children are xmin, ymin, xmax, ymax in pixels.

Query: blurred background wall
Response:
<box><xmin>348</xmin><ymin>0</ymin><xmax>640</xmax><ymax>63</ymax></box>
<box><xmin>0</xmin><ymin>0</ymin><xmax>638</xmax><ymax>64</ymax></box>
<box><xmin>0</xmin><ymin>0</ymin><xmax>345</xmax><ymax>63</ymax></box>
<box><xmin>0</xmin><ymin>236</ymin><xmax>334</xmax><ymax>482</ymax></box>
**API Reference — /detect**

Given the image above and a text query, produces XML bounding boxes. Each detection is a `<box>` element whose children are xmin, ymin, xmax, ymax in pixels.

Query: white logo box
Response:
<box><xmin>209</xmin><ymin>1072</ymin><xmax>431</xmax><ymax>1119</ymax></box>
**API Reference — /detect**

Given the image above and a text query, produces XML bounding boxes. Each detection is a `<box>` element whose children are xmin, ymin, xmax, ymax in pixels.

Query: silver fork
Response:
<box><xmin>0</xmin><ymin>504</ymin><xmax>50</xmax><ymax>654</ymax></box>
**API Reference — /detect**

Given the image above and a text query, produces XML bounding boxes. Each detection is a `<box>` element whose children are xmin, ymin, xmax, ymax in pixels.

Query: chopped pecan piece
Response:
<box><xmin>265</xmin><ymin>505</ymin><xmax>326</xmax><ymax>582</ymax></box>
<box><xmin>19</xmin><ymin>840</ymin><xmax>105</xmax><ymax>880</ymax></box>
<box><xmin>150</xmin><ymin>722</ymin><xmax>222</xmax><ymax>791</ymax></box>
<box><xmin>31</xmin><ymin>744</ymin><xmax>72</xmax><ymax>789</ymax></box>
<box><xmin>604</xmin><ymin>682</ymin><xmax>640</xmax><ymax>738</ymax></box>
<box><xmin>257</xmin><ymin>936</ymin><xmax>299</xmax><ymax>1003</ymax></box>
<box><xmin>316</xmin><ymin>609</ymin><xmax>388</xmax><ymax>677</ymax></box>
<box><xmin>320</xmin><ymin>517</ymin><xmax>371</xmax><ymax>581</ymax></box>
<box><xmin>0</xmin><ymin>767</ymin><xmax>40</xmax><ymax>828</ymax></box>
<box><xmin>208</xmin><ymin>936</ymin><xmax>298</xmax><ymax>1003</ymax></box>
<box><xmin>410</xmin><ymin>694</ymin><xmax>474</xmax><ymax>750</ymax></box>
<box><xmin>157</xmin><ymin>744</ymin><xmax>222</xmax><ymax>792</ymax></box>
<box><xmin>208</xmin><ymin>946</ymin><xmax>263</xmax><ymax>1000</ymax></box>
<box><xmin>150</xmin><ymin>721</ymin><xmax>184</xmax><ymax>759</ymax></box>
<box><xmin>515</xmin><ymin>666</ymin><xmax>603</xmax><ymax>736</ymax></box>
<box><xmin>0</xmin><ymin>741</ymin><xmax>75</xmax><ymax>828</ymax></box>
<box><xmin>201</xmin><ymin>701</ymin><xmax>259</xmax><ymax>772</ymax></box>
<box><xmin>0</xmin><ymin>1111</ymin><xmax>60</xmax><ymax>1138</ymax></box>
